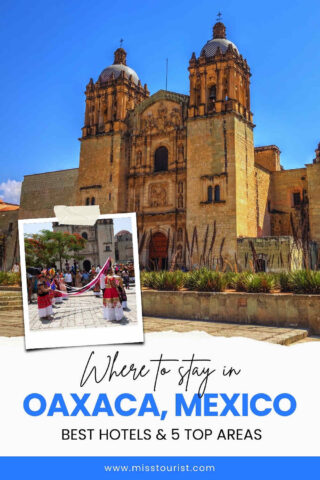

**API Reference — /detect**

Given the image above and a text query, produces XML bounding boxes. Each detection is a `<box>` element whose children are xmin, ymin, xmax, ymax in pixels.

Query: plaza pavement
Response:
<box><xmin>0</xmin><ymin>288</ymin><xmax>319</xmax><ymax>344</ymax></box>
<box><xmin>28</xmin><ymin>287</ymin><xmax>137</xmax><ymax>331</ymax></box>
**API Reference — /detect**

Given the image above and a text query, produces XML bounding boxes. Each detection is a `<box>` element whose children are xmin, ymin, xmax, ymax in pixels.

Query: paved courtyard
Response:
<box><xmin>28</xmin><ymin>287</ymin><xmax>137</xmax><ymax>331</ymax></box>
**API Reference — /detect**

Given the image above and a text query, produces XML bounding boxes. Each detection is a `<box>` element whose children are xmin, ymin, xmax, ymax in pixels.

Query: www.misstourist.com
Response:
<box><xmin>104</xmin><ymin>464</ymin><xmax>215</xmax><ymax>473</ymax></box>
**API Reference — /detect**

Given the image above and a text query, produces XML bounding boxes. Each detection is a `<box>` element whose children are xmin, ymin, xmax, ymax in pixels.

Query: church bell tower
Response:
<box><xmin>186</xmin><ymin>18</ymin><xmax>257</xmax><ymax>264</ymax></box>
<box><xmin>77</xmin><ymin>46</ymin><xmax>149</xmax><ymax>213</ymax></box>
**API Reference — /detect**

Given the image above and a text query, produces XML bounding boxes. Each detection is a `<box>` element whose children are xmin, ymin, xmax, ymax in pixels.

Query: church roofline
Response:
<box><xmin>23</xmin><ymin>168</ymin><xmax>78</xmax><ymax>178</ymax></box>
<box><xmin>254</xmin><ymin>145</ymin><xmax>281</xmax><ymax>153</ymax></box>
<box><xmin>134</xmin><ymin>89</ymin><xmax>189</xmax><ymax>115</ymax></box>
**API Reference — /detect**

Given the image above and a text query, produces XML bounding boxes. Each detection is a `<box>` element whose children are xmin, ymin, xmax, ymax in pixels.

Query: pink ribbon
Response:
<box><xmin>55</xmin><ymin>257</ymin><xmax>111</xmax><ymax>297</ymax></box>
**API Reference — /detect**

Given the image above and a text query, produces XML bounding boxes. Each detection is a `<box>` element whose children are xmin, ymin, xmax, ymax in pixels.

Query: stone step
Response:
<box><xmin>0</xmin><ymin>300</ymin><xmax>23</xmax><ymax>307</ymax></box>
<box><xmin>0</xmin><ymin>304</ymin><xmax>24</xmax><ymax>312</ymax></box>
<box><xmin>267</xmin><ymin>328</ymin><xmax>309</xmax><ymax>346</ymax></box>
<box><xmin>0</xmin><ymin>291</ymin><xmax>22</xmax><ymax>298</ymax></box>
<box><xmin>0</xmin><ymin>295</ymin><xmax>22</xmax><ymax>303</ymax></box>
<box><xmin>0</xmin><ymin>286</ymin><xmax>22</xmax><ymax>292</ymax></box>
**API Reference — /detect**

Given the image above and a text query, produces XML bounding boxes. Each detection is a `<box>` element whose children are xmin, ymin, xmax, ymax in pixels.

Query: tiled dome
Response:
<box><xmin>201</xmin><ymin>21</ymin><xmax>238</xmax><ymax>57</ymax></box>
<box><xmin>99</xmin><ymin>47</ymin><xmax>140</xmax><ymax>85</ymax></box>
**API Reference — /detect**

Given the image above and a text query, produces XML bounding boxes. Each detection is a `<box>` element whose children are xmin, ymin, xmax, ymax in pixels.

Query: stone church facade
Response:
<box><xmin>19</xmin><ymin>20</ymin><xmax>320</xmax><ymax>272</ymax></box>
<box><xmin>52</xmin><ymin>219</ymin><xmax>115</xmax><ymax>272</ymax></box>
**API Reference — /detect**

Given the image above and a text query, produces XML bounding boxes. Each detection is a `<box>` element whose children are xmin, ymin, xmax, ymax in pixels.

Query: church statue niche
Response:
<box><xmin>178</xmin><ymin>145</ymin><xmax>184</xmax><ymax>164</ymax></box>
<box><xmin>136</xmin><ymin>151</ymin><xmax>142</xmax><ymax>167</ymax></box>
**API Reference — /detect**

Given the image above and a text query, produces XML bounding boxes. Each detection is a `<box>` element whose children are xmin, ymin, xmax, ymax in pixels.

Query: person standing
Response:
<box><xmin>64</xmin><ymin>271</ymin><xmax>73</xmax><ymax>291</ymax></box>
<box><xmin>75</xmin><ymin>270</ymin><xmax>82</xmax><ymax>288</ymax></box>
<box><xmin>103</xmin><ymin>268</ymin><xmax>124</xmax><ymax>321</ymax></box>
<box><xmin>37</xmin><ymin>274</ymin><xmax>53</xmax><ymax>320</ymax></box>
<box><xmin>100</xmin><ymin>269</ymin><xmax>106</xmax><ymax>297</ymax></box>
<box><xmin>53</xmin><ymin>274</ymin><xmax>63</xmax><ymax>304</ymax></box>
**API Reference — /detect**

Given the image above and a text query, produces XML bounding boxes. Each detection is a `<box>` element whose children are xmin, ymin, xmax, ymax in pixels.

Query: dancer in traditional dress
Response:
<box><xmin>37</xmin><ymin>274</ymin><xmax>53</xmax><ymax>320</ymax></box>
<box><xmin>103</xmin><ymin>267</ymin><xmax>124</xmax><ymax>321</ymax></box>
<box><xmin>93</xmin><ymin>272</ymin><xmax>101</xmax><ymax>298</ymax></box>
<box><xmin>47</xmin><ymin>274</ymin><xmax>56</xmax><ymax>308</ymax></box>
<box><xmin>115</xmin><ymin>272</ymin><xmax>127</xmax><ymax>309</ymax></box>
<box><xmin>59</xmin><ymin>272</ymin><xmax>68</xmax><ymax>300</ymax></box>
<box><xmin>53</xmin><ymin>274</ymin><xmax>63</xmax><ymax>304</ymax></box>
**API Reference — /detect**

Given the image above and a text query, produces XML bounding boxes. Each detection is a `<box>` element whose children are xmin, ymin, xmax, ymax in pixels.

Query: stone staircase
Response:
<box><xmin>0</xmin><ymin>290</ymin><xmax>24</xmax><ymax>336</ymax></box>
<box><xmin>0</xmin><ymin>290</ymin><xmax>23</xmax><ymax>312</ymax></box>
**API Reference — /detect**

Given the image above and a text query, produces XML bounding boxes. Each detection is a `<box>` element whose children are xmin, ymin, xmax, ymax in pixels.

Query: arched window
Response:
<box><xmin>293</xmin><ymin>192</ymin><xmax>301</xmax><ymax>207</ymax></box>
<box><xmin>81</xmin><ymin>232</ymin><xmax>88</xmax><ymax>240</ymax></box>
<box><xmin>214</xmin><ymin>185</ymin><xmax>220</xmax><ymax>202</ymax></box>
<box><xmin>85</xmin><ymin>197</ymin><xmax>90</xmax><ymax>206</ymax></box>
<box><xmin>91</xmin><ymin>197</ymin><xmax>95</xmax><ymax>205</ymax></box>
<box><xmin>154</xmin><ymin>146</ymin><xmax>168</xmax><ymax>172</ymax></box>
<box><xmin>207</xmin><ymin>186</ymin><xmax>213</xmax><ymax>203</ymax></box>
<box><xmin>209</xmin><ymin>85</ymin><xmax>216</xmax><ymax>101</ymax></box>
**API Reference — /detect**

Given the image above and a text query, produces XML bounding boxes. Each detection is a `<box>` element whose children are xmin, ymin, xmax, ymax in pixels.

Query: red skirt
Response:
<box><xmin>37</xmin><ymin>294</ymin><xmax>51</xmax><ymax>309</ymax></box>
<box><xmin>103</xmin><ymin>287</ymin><xmax>119</xmax><ymax>299</ymax></box>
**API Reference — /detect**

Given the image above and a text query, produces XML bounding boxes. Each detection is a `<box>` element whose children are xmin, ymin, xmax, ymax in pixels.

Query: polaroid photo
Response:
<box><xmin>18</xmin><ymin>212</ymin><xmax>143</xmax><ymax>349</ymax></box>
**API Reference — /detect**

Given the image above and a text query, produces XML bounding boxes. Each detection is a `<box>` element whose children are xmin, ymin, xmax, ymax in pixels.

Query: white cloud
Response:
<box><xmin>0</xmin><ymin>179</ymin><xmax>22</xmax><ymax>205</ymax></box>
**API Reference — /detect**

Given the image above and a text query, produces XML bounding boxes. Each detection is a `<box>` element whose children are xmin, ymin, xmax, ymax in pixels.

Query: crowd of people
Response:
<box><xmin>29</xmin><ymin>261</ymin><xmax>135</xmax><ymax>324</ymax></box>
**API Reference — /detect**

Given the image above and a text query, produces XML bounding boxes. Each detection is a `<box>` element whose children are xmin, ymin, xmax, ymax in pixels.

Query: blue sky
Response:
<box><xmin>0</xmin><ymin>0</ymin><xmax>319</xmax><ymax>203</ymax></box>
<box><xmin>22</xmin><ymin>217</ymin><xmax>131</xmax><ymax>236</ymax></box>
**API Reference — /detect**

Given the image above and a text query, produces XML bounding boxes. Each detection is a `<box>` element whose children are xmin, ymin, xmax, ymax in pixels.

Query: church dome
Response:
<box><xmin>200</xmin><ymin>21</ymin><xmax>239</xmax><ymax>57</ymax></box>
<box><xmin>99</xmin><ymin>47</ymin><xmax>140</xmax><ymax>85</ymax></box>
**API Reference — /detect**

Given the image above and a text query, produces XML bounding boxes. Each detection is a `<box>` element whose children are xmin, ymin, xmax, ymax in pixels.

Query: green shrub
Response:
<box><xmin>140</xmin><ymin>269</ymin><xmax>320</xmax><ymax>295</ymax></box>
<box><xmin>193</xmin><ymin>270</ymin><xmax>227</xmax><ymax>292</ymax></box>
<box><xmin>234</xmin><ymin>272</ymin><xmax>275</xmax><ymax>293</ymax></box>
<box><xmin>282</xmin><ymin>270</ymin><xmax>320</xmax><ymax>294</ymax></box>
<box><xmin>183</xmin><ymin>269</ymin><xmax>203</xmax><ymax>290</ymax></box>
<box><xmin>140</xmin><ymin>271</ymin><xmax>159</xmax><ymax>289</ymax></box>
<box><xmin>278</xmin><ymin>272</ymin><xmax>291</xmax><ymax>292</ymax></box>
<box><xmin>233</xmin><ymin>272</ymin><xmax>251</xmax><ymax>292</ymax></box>
<box><xmin>152</xmin><ymin>271</ymin><xmax>185</xmax><ymax>291</ymax></box>
<box><xmin>0</xmin><ymin>272</ymin><xmax>21</xmax><ymax>286</ymax></box>
<box><xmin>224</xmin><ymin>271</ymin><xmax>238</xmax><ymax>289</ymax></box>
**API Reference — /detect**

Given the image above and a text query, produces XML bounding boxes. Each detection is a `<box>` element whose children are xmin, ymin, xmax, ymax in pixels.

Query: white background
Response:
<box><xmin>0</xmin><ymin>332</ymin><xmax>319</xmax><ymax>456</ymax></box>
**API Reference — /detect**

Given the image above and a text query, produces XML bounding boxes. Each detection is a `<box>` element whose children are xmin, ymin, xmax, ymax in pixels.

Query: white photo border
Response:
<box><xmin>18</xmin><ymin>212</ymin><xmax>144</xmax><ymax>350</ymax></box>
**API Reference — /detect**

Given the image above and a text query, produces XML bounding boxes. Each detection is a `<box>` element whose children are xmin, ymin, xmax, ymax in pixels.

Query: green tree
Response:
<box><xmin>24</xmin><ymin>230</ymin><xmax>87</xmax><ymax>270</ymax></box>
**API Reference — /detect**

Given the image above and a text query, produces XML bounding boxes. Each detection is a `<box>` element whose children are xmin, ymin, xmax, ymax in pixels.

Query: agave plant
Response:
<box><xmin>140</xmin><ymin>271</ymin><xmax>159</xmax><ymax>289</ymax></box>
<box><xmin>152</xmin><ymin>271</ymin><xmax>185</xmax><ymax>291</ymax></box>
<box><xmin>287</xmin><ymin>270</ymin><xmax>320</xmax><ymax>294</ymax></box>
<box><xmin>195</xmin><ymin>270</ymin><xmax>227</xmax><ymax>292</ymax></box>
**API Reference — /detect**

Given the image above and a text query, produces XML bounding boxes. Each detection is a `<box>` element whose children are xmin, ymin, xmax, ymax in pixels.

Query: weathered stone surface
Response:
<box><xmin>142</xmin><ymin>290</ymin><xmax>320</xmax><ymax>334</ymax></box>
<box><xmin>19</xmin><ymin>169</ymin><xmax>78</xmax><ymax>219</ymax></box>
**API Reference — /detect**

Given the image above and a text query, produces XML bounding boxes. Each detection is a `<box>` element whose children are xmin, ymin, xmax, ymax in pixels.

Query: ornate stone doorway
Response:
<box><xmin>149</xmin><ymin>232</ymin><xmax>168</xmax><ymax>270</ymax></box>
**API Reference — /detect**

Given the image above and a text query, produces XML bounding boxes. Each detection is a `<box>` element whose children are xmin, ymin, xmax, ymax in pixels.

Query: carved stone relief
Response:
<box><xmin>149</xmin><ymin>183</ymin><xmax>168</xmax><ymax>207</ymax></box>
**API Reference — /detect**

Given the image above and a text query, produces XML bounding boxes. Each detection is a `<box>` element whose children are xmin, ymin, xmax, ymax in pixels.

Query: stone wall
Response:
<box><xmin>269</xmin><ymin>167</ymin><xmax>307</xmax><ymax>236</ymax></box>
<box><xmin>254</xmin><ymin>145</ymin><xmax>280</xmax><ymax>172</ymax></box>
<box><xmin>186</xmin><ymin>113</ymin><xmax>257</xmax><ymax>265</ymax></box>
<box><xmin>237</xmin><ymin>236</ymin><xmax>305</xmax><ymax>272</ymax></box>
<box><xmin>76</xmin><ymin>134</ymin><xmax>126</xmax><ymax>213</ymax></box>
<box><xmin>254</xmin><ymin>165</ymin><xmax>271</xmax><ymax>236</ymax></box>
<box><xmin>306</xmin><ymin>162</ymin><xmax>320</xmax><ymax>245</ymax></box>
<box><xmin>19</xmin><ymin>169</ymin><xmax>79</xmax><ymax>219</ymax></box>
<box><xmin>0</xmin><ymin>210</ymin><xmax>19</xmax><ymax>270</ymax></box>
<box><xmin>142</xmin><ymin>290</ymin><xmax>320</xmax><ymax>334</ymax></box>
